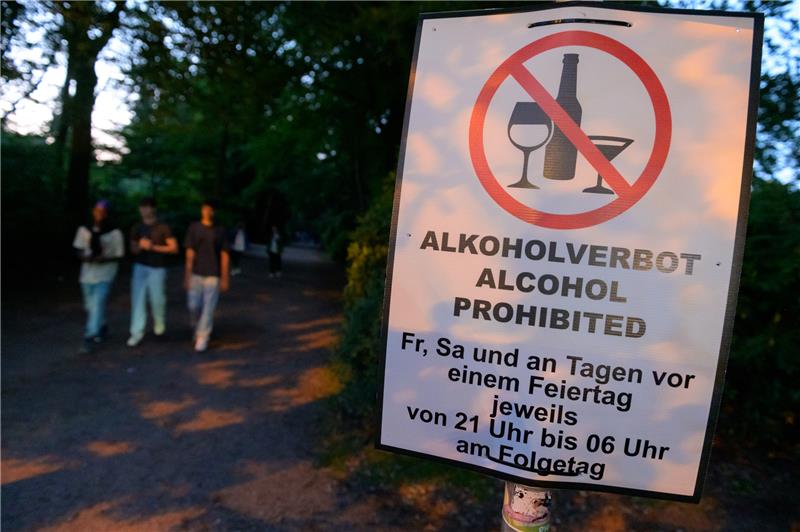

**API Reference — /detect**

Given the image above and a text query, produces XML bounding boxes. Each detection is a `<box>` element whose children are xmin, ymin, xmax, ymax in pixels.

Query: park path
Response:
<box><xmin>4</xmin><ymin>249</ymin><xmax>799</xmax><ymax>532</ymax></box>
<box><xmin>2</xmin><ymin>248</ymin><xmax>403</xmax><ymax>531</ymax></box>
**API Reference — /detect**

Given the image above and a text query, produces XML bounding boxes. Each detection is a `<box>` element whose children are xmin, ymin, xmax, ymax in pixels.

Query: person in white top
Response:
<box><xmin>72</xmin><ymin>200</ymin><xmax>125</xmax><ymax>353</ymax></box>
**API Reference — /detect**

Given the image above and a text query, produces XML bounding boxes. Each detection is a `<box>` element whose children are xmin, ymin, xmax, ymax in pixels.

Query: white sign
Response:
<box><xmin>378</xmin><ymin>3</ymin><xmax>762</xmax><ymax>501</ymax></box>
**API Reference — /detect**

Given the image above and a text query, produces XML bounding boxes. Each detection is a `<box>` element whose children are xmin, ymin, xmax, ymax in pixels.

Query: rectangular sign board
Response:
<box><xmin>378</xmin><ymin>2</ymin><xmax>763</xmax><ymax>501</ymax></box>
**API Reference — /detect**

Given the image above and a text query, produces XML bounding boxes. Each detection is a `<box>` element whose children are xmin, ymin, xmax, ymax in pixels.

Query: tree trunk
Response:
<box><xmin>59</xmin><ymin>1</ymin><xmax>122</xmax><ymax>226</ymax></box>
<box><xmin>65</xmin><ymin>53</ymin><xmax>98</xmax><ymax>226</ymax></box>
<box><xmin>216</xmin><ymin>121</ymin><xmax>229</xmax><ymax>198</ymax></box>
<box><xmin>52</xmin><ymin>61</ymin><xmax>74</xmax><ymax>175</ymax></box>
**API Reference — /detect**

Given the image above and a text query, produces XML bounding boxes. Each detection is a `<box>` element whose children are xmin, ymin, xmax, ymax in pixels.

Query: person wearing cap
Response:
<box><xmin>184</xmin><ymin>199</ymin><xmax>230</xmax><ymax>352</ymax></box>
<box><xmin>72</xmin><ymin>200</ymin><xmax>125</xmax><ymax>354</ymax></box>
<box><xmin>127</xmin><ymin>196</ymin><xmax>178</xmax><ymax>347</ymax></box>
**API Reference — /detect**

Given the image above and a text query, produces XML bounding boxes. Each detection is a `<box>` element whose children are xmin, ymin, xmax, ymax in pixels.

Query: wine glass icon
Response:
<box><xmin>507</xmin><ymin>102</ymin><xmax>553</xmax><ymax>189</ymax></box>
<box><xmin>583</xmin><ymin>136</ymin><xmax>634</xmax><ymax>194</ymax></box>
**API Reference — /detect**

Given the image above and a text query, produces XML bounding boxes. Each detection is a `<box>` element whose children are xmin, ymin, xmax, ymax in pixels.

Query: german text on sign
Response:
<box><xmin>378</xmin><ymin>3</ymin><xmax>762</xmax><ymax>502</ymax></box>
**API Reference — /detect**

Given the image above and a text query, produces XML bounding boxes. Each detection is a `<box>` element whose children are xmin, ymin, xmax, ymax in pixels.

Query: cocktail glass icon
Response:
<box><xmin>583</xmin><ymin>136</ymin><xmax>634</xmax><ymax>195</ymax></box>
<box><xmin>507</xmin><ymin>102</ymin><xmax>553</xmax><ymax>189</ymax></box>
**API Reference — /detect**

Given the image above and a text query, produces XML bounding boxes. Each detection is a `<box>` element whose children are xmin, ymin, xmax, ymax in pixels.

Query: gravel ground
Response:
<box><xmin>2</xmin><ymin>248</ymin><xmax>798</xmax><ymax>531</ymax></box>
<box><xmin>2</xmin><ymin>249</ymin><xmax>404</xmax><ymax>531</ymax></box>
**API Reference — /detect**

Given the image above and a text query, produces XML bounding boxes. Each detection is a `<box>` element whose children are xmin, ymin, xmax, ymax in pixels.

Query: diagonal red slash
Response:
<box><xmin>469</xmin><ymin>31</ymin><xmax>671</xmax><ymax>229</ymax></box>
<box><xmin>509</xmin><ymin>63</ymin><xmax>633</xmax><ymax>198</ymax></box>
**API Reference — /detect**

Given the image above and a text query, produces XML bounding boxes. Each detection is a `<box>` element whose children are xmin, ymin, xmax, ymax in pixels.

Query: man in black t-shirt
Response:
<box><xmin>184</xmin><ymin>199</ymin><xmax>230</xmax><ymax>352</ymax></box>
<box><xmin>128</xmin><ymin>197</ymin><xmax>178</xmax><ymax>347</ymax></box>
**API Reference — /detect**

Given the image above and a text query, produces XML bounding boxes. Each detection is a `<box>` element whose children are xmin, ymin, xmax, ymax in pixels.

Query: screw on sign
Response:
<box><xmin>469</xmin><ymin>30</ymin><xmax>672</xmax><ymax>230</ymax></box>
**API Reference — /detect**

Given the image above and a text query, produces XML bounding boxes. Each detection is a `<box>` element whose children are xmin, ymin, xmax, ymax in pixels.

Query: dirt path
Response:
<box><xmin>3</xmin><ymin>249</ymin><xmax>798</xmax><ymax>531</ymax></box>
<box><xmin>2</xmin><ymin>249</ymin><xmax>401</xmax><ymax>531</ymax></box>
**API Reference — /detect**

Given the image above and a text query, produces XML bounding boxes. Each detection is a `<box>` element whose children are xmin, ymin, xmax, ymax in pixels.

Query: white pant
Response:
<box><xmin>187</xmin><ymin>275</ymin><xmax>219</xmax><ymax>341</ymax></box>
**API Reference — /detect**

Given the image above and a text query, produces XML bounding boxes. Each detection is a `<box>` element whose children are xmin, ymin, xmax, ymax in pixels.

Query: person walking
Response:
<box><xmin>127</xmin><ymin>197</ymin><xmax>178</xmax><ymax>347</ymax></box>
<box><xmin>72</xmin><ymin>200</ymin><xmax>125</xmax><ymax>354</ymax></box>
<box><xmin>231</xmin><ymin>221</ymin><xmax>247</xmax><ymax>276</ymax></box>
<box><xmin>184</xmin><ymin>199</ymin><xmax>230</xmax><ymax>352</ymax></box>
<box><xmin>267</xmin><ymin>225</ymin><xmax>283</xmax><ymax>278</ymax></box>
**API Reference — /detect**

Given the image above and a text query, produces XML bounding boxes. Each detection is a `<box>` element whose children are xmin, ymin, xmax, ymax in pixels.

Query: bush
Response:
<box><xmin>333</xmin><ymin>175</ymin><xmax>799</xmax><ymax>450</ymax></box>
<box><xmin>0</xmin><ymin>131</ymin><xmax>67</xmax><ymax>274</ymax></box>
<box><xmin>331</xmin><ymin>175</ymin><xmax>393</xmax><ymax>428</ymax></box>
<box><xmin>724</xmin><ymin>178</ymin><xmax>800</xmax><ymax>446</ymax></box>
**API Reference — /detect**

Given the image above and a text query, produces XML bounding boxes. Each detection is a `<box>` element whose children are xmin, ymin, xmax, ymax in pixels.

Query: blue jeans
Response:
<box><xmin>130</xmin><ymin>263</ymin><xmax>167</xmax><ymax>338</ymax></box>
<box><xmin>81</xmin><ymin>281</ymin><xmax>112</xmax><ymax>339</ymax></box>
<box><xmin>187</xmin><ymin>275</ymin><xmax>220</xmax><ymax>341</ymax></box>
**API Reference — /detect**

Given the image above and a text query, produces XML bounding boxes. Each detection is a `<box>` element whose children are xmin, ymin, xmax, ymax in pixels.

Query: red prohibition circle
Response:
<box><xmin>469</xmin><ymin>31</ymin><xmax>672</xmax><ymax>230</ymax></box>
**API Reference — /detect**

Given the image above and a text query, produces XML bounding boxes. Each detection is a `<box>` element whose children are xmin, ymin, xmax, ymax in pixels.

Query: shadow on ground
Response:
<box><xmin>2</xmin><ymin>249</ymin><xmax>404</xmax><ymax>531</ymax></box>
<box><xmin>3</xmin><ymin>248</ymin><xmax>798</xmax><ymax>531</ymax></box>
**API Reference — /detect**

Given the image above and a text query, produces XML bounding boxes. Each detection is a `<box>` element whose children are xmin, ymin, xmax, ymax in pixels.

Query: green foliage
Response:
<box><xmin>1</xmin><ymin>0</ymin><xmax>797</xmax><ymax>457</ymax></box>
<box><xmin>0</xmin><ymin>131</ymin><xmax>66</xmax><ymax>271</ymax></box>
<box><xmin>324</xmin><ymin>175</ymin><xmax>505</xmax><ymax>493</ymax></box>
<box><xmin>329</xmin><ymin>175</ymin><xmax>800</xmax><ymax>462</ymax></box>
<box><xmin>331</xmin><ymin>176</ymin><xmax>393</xmax><ymax>423</ymax></box>
<box><xmin>103</xmin><ymin>3</ymin><xmax>295</xmax><ymax>243</ymax></box>
<box><xmin>328</xmin><ymin>2</ymin><xmax>800</xmax><ymax>456</ymax></box>
<box><xmin>330</xmin><ymin>185</ymin><xmax>800</xmax><ymax>451</ymax></box>
<box><xmin>724</xmin><ymin>178</ymin><xmax>800</xmax><ymax>445</ymax></box>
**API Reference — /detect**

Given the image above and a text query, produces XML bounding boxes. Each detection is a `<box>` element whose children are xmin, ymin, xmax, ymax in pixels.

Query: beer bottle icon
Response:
<box><xmin>543</xmin><ymin>54</ymin><xmax>582</xmax><ymax>180</ymax></box>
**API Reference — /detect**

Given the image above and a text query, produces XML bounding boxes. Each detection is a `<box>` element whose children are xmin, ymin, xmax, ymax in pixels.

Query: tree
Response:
<box><xmin>1</xmin><ymin>1</ymin><xmax>62</xmax><ymax>129</ymax></box>
<box><xmin>111</xmin><ymin>2</ymin><xmax>300</xmax><ymax>239</ymax></box>
<box><xmin>1</xmin><ymin>1</ymin><xmax>125</xmax><ymax>225</ymax></box>
<box><xmin>56</xmin><ymin>1</ymin><xmax>123</xmax><ymax>224</ymax></box>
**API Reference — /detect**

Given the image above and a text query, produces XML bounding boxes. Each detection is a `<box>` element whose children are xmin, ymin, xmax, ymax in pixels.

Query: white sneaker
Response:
<box><xmin>127</xmin><ymin>334</ymin><xmax>143</xmax><ymax>347</ymax></box>
<box><xmin>194</xmin><ymin>336</ymin><xmax>209</xmax><ymax>352</ymax></box>
<box><xmin>153</xmin><ymin>323</ymin><xmax>166</xmax><ymax>336</ymax></box>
